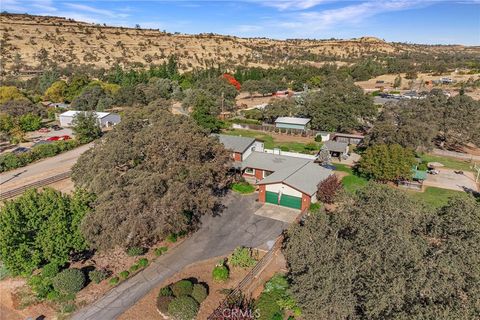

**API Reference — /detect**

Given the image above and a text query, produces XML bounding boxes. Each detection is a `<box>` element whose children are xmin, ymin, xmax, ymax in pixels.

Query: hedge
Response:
<box><xmin>0</xmin><ymin>140</ymin><xmax>80</xmax><ymax>172</ymax></box>
<box><xmin>52</xmin><ymin>269</ymin><xmax>86</xmax><ymax>295</ymax></box>
<box><xmin>191</xmin><ymin>283</ymin><xmax>208</xmax><ymax>304</ymax></box>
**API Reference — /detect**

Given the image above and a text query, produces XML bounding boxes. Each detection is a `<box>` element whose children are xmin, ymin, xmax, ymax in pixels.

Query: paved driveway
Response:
<box><xmin>72</xmin><ymin>193</ymin><xmax>288</xmax><ymax>320</ymax></box>
<box><xmin>424</xmin><ymin>168</ymin><xmax>478</xmax><ymax>192</ymax></box>
<box><xmin>254</xmin><ymin>203</ymin><xmax>299</xmax><ymax>223</ymax></box>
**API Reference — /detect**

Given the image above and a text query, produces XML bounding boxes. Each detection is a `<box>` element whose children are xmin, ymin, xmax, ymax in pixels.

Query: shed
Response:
<box><xmin>332</xmin><ymin>133</ymin><xmax>364</xmax><ymax>145</ymax></box>
<box><xmin>275</xmin><ymin>117</ymin><xmax>311</xmax><ymax>131</ymax></box>
<box><xmin>59</xmin><ymin>111</ymin><xmax>121</xmax><ymax>128</ymax></box>
<box><xmin>323</xmin><ymin>141</ymin><xmax>349</xmax><ymax>157</ymax></box>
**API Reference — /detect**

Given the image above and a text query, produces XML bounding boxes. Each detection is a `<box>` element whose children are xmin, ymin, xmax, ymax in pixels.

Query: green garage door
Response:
<box><xmin>279</xmin><ymin>194</ymin><xmax>302</xmax><ymax>209</ymax></box>
<box><xmin>265</xmin><ymin>191</ymin><xmax>278</xmax><ymax>204</ymax></box>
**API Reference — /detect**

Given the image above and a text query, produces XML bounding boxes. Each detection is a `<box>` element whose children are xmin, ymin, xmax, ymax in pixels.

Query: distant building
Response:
<box><xmin>332</xmin><ymin>133</ymin><xmax>364</xmax><ymax>145</ymax></box>
<box><xmin>315</xmin><ymin>132</ymin><xmax>331</xmax><ymax>142</ymax></box>
<box><xmin>275</xmin><ymin>117</ymin><xmax>311</xmax><ymax>131</ymax></box>
<box><xmin>323</xmin><ymin>140</ymin><xmax>349</xmax><ymax>158</ymax></box>
<box><xmin>59</xmin><ymin>111</ymin><xmax>121</xmax><ymax>128</ymax></box>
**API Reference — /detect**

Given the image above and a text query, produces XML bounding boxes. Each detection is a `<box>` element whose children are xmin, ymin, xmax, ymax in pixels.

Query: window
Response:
<box><xmin>244</xmin><ymin>168</ymin><xmax>254</xmax><ymax>175</ymax></box>
<box><xmin>263</xmin><ymin>170</ymin><xmax>273</xmax><ymax>178</ymax></box>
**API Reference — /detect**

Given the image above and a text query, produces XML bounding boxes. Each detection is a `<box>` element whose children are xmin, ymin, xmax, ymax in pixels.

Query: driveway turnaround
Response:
<box><xmin>424</xmin><ymin>168</ymin><xmax>478</xmax><ymax>192</ymax></box>
<box><xmin>72</xmin><ymin>193</ymin><xmax>289</xmax><ymax>320</ymax></box>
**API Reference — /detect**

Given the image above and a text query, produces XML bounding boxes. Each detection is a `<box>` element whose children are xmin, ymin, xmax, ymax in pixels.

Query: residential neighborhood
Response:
<box><xmin>1</xmin><ymin>3</ymin><xmax>480</xmax><ymax>320</ymax></box>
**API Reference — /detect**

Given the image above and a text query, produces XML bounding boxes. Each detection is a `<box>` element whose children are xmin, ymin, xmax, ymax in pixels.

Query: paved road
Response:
<box><xmin>432</xmin><ymin>148</ymin><xmax>480</xmax><ymax>162</ymax></box>
<box><xmin>72</xmin><ymin>193</ymin><xmax>289</xmax><ymax>320</ymax></box>
<box><xmin>0</xmin><ymin>143</ymin><xmax>92</xmax><ymax>189</ymax></box>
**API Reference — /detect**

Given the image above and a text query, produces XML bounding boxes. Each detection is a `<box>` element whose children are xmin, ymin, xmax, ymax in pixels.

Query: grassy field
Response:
<box><xmin>408</xmin><ymin>186</ymin><xmax>467</xmax><ymax>208</ymax></box>
<box><xmin>223</xmin><ymin>129</ymin><xmax>319</xmax><ymax>154</ymax></box>
<box><xmin>333</xmin><ymin>164</ymin><xmax>468</xmax><ymax>208</ymax></box>
<box><xmin>418</xmin><ymin>153</ymin><xmax>474</xmax><ymax>172</ymax></box>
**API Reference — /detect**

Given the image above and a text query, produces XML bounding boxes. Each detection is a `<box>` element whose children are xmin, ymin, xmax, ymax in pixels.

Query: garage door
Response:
<box><xmin>279</xmin><ymin>194</ymin><xmax>302</xmax><ymax>209</ymax></box>
<box><xmin>265</xmin><ymin>191</ymin><xmax>278</xmax><ymax>204</ymax></box>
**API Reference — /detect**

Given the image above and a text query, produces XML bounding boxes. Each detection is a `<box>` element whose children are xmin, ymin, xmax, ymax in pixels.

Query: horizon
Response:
<box><xmin>1</xmin><ymin>0</ymin><xmax>479</xmax><ymax>46</ymax></box>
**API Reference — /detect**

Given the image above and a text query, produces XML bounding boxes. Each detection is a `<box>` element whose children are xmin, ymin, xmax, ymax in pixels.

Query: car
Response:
<box><xmin>12</xmin><ymin>147</ymin><xmax>30</xmax><ymax>154</ymax></box>
<box><xmin>427</xmin><ymin>169</ymin><xmax>439</xmax><ymax>175</ymax></box>
<box><xmin>60</xmin><ymin>135</ymin><xmax>71</xmax><ymax>140</ymax></box>
<box><xmin>38</xmin><ymin>127</ymin><xmax>50</xmax><ymax>133</ymax></box>
<box><xmin>47</xmin><ymin>136</ymin><xmax>60</xmax><ymax>141</ymax></box>
<box><xmin>32</xmin><ymin>140</ymin><xmax>53</xmax><ymax>147</ymax></box>
<box><xmin>51</xmin><ymin>125</ymin><xmax>63</xmax><ymax>131</ymax></box>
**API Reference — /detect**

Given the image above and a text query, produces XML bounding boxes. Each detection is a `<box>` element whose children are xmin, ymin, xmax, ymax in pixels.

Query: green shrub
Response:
<box><xmin>138</xmin><ymin>258</ymin><xmax>149</xmax><ymax>268</ymax></box>
<box><xmin>212</xmin><ymin>265</ymin><xmax>229</xmax><ymax>282</ymax></box>
<box><xmin>61</xmin><ymin>303</ymin><xmax>76</xmax><ymax>314</ymax></box>
<box><xmin>28</xmin><ymin>274</ymin><xmax>54</xmax><ymax>298</ymax></box>
<box><xmin>167</xmin><ymin>296</ymin><xmax>199</xmax><ymax>320</ymax></box>
<box><xmin>156</xmin><ymin>295</ymin><xmax>174</xmax><ymax>314</ymax></box>
<box><xmin>41</xmin><ymin>262</ymin><xmax>60</xmax><ymax>279</ymax></box>
<box><xmin>109</xmin><ymin>276</ymin><xmax>120</xmax><ymax>285</ymax></box>
<box><xmin>230</xmin><ymin>247</ymin><xmax>257</xmax><ymax>268</ymax></box>
<box><xmin>171</xmin><ymin>280</ymin><xmax>193</xmax><ymax>297</ymax></box>
<box><xmin>88</xmin><ymin>269</ymin><xmax>108</xmax><ymax>284</ymax></box>
<box><xmin>191</xmin><ymin>283</ymin><xmax>208</xmax><ymax>304</ymax></box>
<box><xmin>52</xmin><ymin>269</ymin><xmax>86</xmax><ymax>295</ymax></box>
<box><xmin>264</xmin><ymin>274</ymin><xmax>289</xmax><ymax>293</ymax></box>
<box><xmin>0</xmin><ymin>261</ymin><xmax>9</xmax><ymax>280</ymax></box>
<box><xmin>129</xmin><ymin>264</ymin><xmax>140</xmax><ymax>273</ymax></box>
<box><xmin>126</xmin><ymin>246</ymin><xmax>145</xmax><ymax>256</ymax></box>
<box><xmin>0</xmin><ymin>153</ymin><xmax>22</xmax><ymax>172</ymax></box>
<box><xmin>154</xmin><ymin>246</ymin><xmax>168</xmax><ymax>256</ymax></box>
<box><xmin>46</xmin><ymin>290</ymin><xmax>60</xmax><ymax>301</ymax></box>
<box><xmin>304</xmin><ymin>142</ymin><xmax>318</xmax><ymax>152</ymax></box>
<box><xmin>256</xmin><ymin>289</ymin><xmax>284</xmax><ymax>320</ymax></box>
<box><xmin>166</xmin><ymin>233</ymin><xmax>178</xmax><ymax>243</ymax></box>
<box><xmin>119</xmin><ymin>270</ymin><xmax>130</xmax><ymax>279</ymax></box>
<box><xmin>159</xmin><ymin>286</ymin><xmax>173</xmax><ymax>297</ymax></box>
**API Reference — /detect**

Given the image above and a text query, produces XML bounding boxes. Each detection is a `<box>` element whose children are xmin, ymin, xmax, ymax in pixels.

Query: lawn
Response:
<box><xmin>333</xmin><ymin>164</ymin><xmax>468</xmax><ymax>208</ymax></box>
<box><xmin>334</xmin><ymin>163</ymin><xmax>369</xmax><ymax>193</ymax></box>
<box><xmin>222</xmin><ymin>129</ymin><xmax>319</xmax><ymax>154</ymax></box>
<box><xmin>231</xmin><ymin>181</ymin><xmax>256</xmax><ymax>194</ymax></box>
<box><xmin>418</xmin><ymin>153</ymin><xmax>474</xmax><ymax>172</ymax></box>
<box><xmin>408</xmin><ymin>186</ymin><xmax>468</xmax><ymax>209</ymax></box>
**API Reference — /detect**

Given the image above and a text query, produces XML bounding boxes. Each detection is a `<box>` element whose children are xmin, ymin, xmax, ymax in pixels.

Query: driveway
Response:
<box><xmin>424</xmin><ymin>168</ymin><xmax>478</xmax><ymax>192</ymax></box>
<box><xmin>254</xmin><ymin>203</ymin><xmax>299</xmax><ymax>223</ymax></box>
<box><xmin>72</xmin><ymin>193</ymin><xmax>289</xmax><ymax>320</ymax></box>
<box><xmin>0</xmin><ymin>143</ymin><xmax>92</xmax><ymax>190</ymax></box>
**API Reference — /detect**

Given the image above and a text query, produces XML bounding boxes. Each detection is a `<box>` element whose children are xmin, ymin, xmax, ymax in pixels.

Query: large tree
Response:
<box><xmin>358</xmin><ymin>144</ymin><xmax>416</xmax><ymax>182</ymax></box>
<box><xmin>72</xmin><ymin>107</ymin><xmax>231</xmax><ymax>249</ymax></box>
<box><xmin>284</xmin><ymin>184</ymin><xmax>480</xmax><ymax>319</ymax></box>
<box><xmin>300</xmin><ymin>77</ymin><xmax>376</xmax><ymax>132</ymax></box>
<box><xmin>0</xmin><ymin>188</ymin><xmax>92</xmax><ymax>276</ymax></box>
<box><xmin>263</xmin><ymin>98</ymin><xmax>298</xmax><ymax>123</ymax></box>
<box><xmin>72</xmin><ymin>111</ymin><xmax>102</xmax><ymax>143</ymax></box>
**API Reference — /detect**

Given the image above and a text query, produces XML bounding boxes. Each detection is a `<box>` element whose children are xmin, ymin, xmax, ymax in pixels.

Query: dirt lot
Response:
<box><xmin>119</xmin><ymin>255</ymin><xmax>256</xmax><ymax>320</ymax></box>
<box><xmin>424</xmin><ymin>168</ymin><xmax>479</xmax><ymax>192</ymax></box>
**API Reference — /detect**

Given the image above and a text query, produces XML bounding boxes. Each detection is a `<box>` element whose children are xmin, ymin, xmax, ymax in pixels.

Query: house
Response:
<box><xmin>59</xmin><ymin>111</ymin><xmax>121</xmax><ymax>128</ymax></box>
<box><xmin>323</xmin><ymin>140</ymin><xmax>349</xmax><ymax>158</ymax></box>
<box><xmin>214</xmin><ymin>134</ymin><xmax>264</xmax><ymax>163</ymax></box>
<box><xmin>241</xmin><ymin>152</ymin><xmax>332</xmax><ymax>210</ymax></box>
<box><xmin>332</xmin><ymin>133</ymin><xmax>364</xmax><ymax>145</ymax></box>
<box><xmin>275</xmin><ymin>117</ymin><xmax>311</xmax><ymax>131</ymax></box>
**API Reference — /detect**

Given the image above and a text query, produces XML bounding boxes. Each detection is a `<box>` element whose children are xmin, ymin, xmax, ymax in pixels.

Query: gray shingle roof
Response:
<box><xmin>241</xmin><ymin>152</ymin><xmax>310</xmax><ymax>171</ymax></box>
<box><xmin>213</xmin><ymin>134</ymin><xmax>256</xmax><ymax>153</ymax></box>
<box><xmin>275</xmin><ymin>117</ymin><xmax>311</xmax><ymax>125</ymax></box>
<box><xmin>324</xmin><ymin>140</ymin><xmax>349</xmax><ymax>153</ymax></box>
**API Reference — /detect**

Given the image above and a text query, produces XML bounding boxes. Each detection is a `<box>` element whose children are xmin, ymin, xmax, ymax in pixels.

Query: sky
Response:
<box><xmin>2</xmin><ymin>0</ymin><xmax>480</xmax><ymax>45</ymax></box>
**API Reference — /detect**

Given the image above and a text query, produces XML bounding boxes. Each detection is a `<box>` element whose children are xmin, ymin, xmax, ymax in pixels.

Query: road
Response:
<box><xmin>72</xmin><ymin>193</ymin><xmax>289</xmax><ymax>320</ymax></box>
<box><xmin>432</xmin><ymin>148</ymin><xmax>480</xmax><ymax>162</ymax></box>
<box><xmin>0</xmin><ymin>143</ymin><xmax>92</xmax><ymax>190</ymax></box>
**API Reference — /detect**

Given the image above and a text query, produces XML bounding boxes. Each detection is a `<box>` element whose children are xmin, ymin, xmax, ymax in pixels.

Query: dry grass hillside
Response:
<box><xmin>1</xmin><ymin>13</ymin><xmax>479</xmax><ymax>74</ymax></box>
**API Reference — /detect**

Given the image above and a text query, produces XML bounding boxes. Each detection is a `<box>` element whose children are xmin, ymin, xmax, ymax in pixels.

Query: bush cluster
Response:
<box><xmin>230</xmin><ymin>247</ymin><xmax>257</xmax><ymax>268</ymax></box>
<box><xmin>0</xmin><ymin>140</ymin><xmax>79</xmax><ymax>172</ymax></box>
<box><xmin>154</xmin><ymin>246</ymin><xmax>168</xmax><ymax>256</ymax></box>
<box><xmin>126</xmin><ymin>246</ymin><xmax>145</xmax><ymax>256</ymax></box>
<box><xmin>52</xmin><ymin>268</ymin><xmax>86</xmax><ymax>295</ymax></box>
<box><xmin>157</xmin><ymin>279</ymin><xmax>208</xmax><ymax>319</ymax></box>
<box><xmin>88</xmin><ymin>269</ymin><xmax>108</xmax><ymax>284</ymax></box>
<box><xmin>212</xmin><ymin>264</ymin><xmax>229</xmax><ymax>282</ymax></box>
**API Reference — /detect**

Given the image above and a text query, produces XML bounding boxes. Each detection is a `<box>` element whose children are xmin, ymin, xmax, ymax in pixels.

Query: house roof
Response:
<box><xmin>333</xmin><ymin>133</ymin><xmax>364</xmax><ymax>139</ymax></box>
<box><xmin>241</xmin><ymin>152</ymin><xmax>310</xmax><ymax>172</ymax></box>
<box><xmin>213</xmin><ymin>134</ymin><xmax>256</xmax><ymax>154</ymax></box>
<box><xmin>324</xmin><ymin>140</ymin><xmax>349</xmax><ymax>153</ymax></box>
<box><xmin>274</xmin><ymin>117</ymin><xmax>311</xmax><ymax>126</ymax></box>
<box><xmin>60</xmin><ymin>110</ymin><xmax>111</xmax><ymax>118</ymax></box>
<box><xmin>259</xmin><ymin>161</ymin><xmax>332</xmax><ymax>196</ymax></box>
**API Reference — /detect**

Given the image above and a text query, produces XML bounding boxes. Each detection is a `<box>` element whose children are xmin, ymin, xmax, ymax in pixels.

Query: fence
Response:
<box><xmin>231</xmin><ymin>123</ymin><xmax>319</xmax><ymax>137</ymax></box>
<box><xmin>207</xmin><ymin>209</ymin><xmax>309</xmax><ymax>319</ymax></box>
<box><xmin>0</xmin><ymin>171</ymin><xmax>71</xmax><ymax>201</ymax></box>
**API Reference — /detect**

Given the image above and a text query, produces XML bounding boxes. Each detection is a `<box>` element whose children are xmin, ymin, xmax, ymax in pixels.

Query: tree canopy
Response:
<box><xmin>284</xmin><ymin>184</ymin><xmax>480</xmax><ymax>319</ymax></box>
<box><xmin>72</xmin><ymin>111</ymin><xmax>102</xmax><ymax>143</ymax></box>
<box><xmin>72</xmin><ymin>106</ymin><xmax>231</xmax><ymax>249</ymax></box>
<box><xmin>0</xmin><ymin>188</ymin><xmax>92</xmax><ymax>276</ymax></box>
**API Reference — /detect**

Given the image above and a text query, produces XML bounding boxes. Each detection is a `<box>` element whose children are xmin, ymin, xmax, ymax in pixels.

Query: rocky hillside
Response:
<box><xmin>1</xmin><ymin>13</ymin><xmax>479</xmax><ymax>74</ymax></box>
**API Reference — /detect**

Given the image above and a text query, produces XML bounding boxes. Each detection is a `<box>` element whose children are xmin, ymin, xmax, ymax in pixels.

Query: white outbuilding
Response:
<box><xmin>59</xmin><ymin>111</ymin><xmax>121</xmax><ymax>128</ymax></box>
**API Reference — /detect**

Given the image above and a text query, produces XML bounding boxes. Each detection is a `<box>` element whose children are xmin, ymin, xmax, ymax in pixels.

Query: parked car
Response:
<box><xmin>51</xmin><ymin>125</ymin><xmax>63</xmax><ymax>131</ymax></box>
<box><xmin>47</xmin><ymin>136</ymin><xmax>60</xmax><ymax>141</ymax></box>
<box><xmin>427</xmin><ymin>169</ymin><xmax>439</xmax><ymax>175</ymax></box>
<box><xmin>60</xmin><ymin>135</ymin><xmax>71</xmax><ymax>140</ymax></box>
<box><xmin>38</xmin><ymin>127</ymin><xmax>50</xmax><ymax>133</ymax></box>
<box><xmin>12</xmin><ymin>147</ymin><xmax>30</xmax><ymax>154</ymax></box>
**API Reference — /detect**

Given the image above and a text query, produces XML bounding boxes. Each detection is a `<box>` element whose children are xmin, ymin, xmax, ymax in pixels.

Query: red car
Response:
<box><xmin>47</xmin><ymin>135</ymin><xmax>71</xmax><ymax>141</ymax></box>
<box><xmin>47</xmin><ymin>136</ymin><xmax>60</xmax><ymax>141</ymax></box>
<box><xmin>60</xmin><ymin>135</ymin><xmax>71</xmax><ymax>140</ymax></box>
